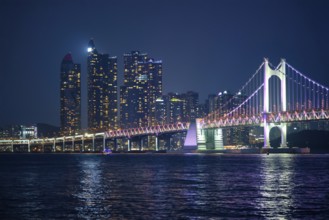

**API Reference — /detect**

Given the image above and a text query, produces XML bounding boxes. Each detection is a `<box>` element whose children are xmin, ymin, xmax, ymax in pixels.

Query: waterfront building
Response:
<box><xmin>215</xmin><ymin>90</ymin><xmax>249</xmax><ymax>146</ymax></box>
<box><xmin>87</xmin><ymin>39</ymin><xmax>118</xmax><ymax>131</ymax></box>
<box><xmin>120</xmin><ymin>51</ymin><xmax>162</xmax><ymax>128</ymax></box>
<box><xmin>20</xmin><ymin>125</ymin><xmax>38</xmax><ymax>139</ymax></box>
<box><xmin>158</xmin><ymin>91</ymin><xmax>201</xmax><ymax>124</ymax></box>
<box><xmin>60</xmin><ymin>53</ymin><xmax>81</xmax><ymax>135</ymax></box>
<box><xmin>197</xmin><ymin>103</ymin><xmax>207</xmax><ymax>118</ymax></box>
<box><xmin>217</xmin><ymin>90</ymin><xmax>234</xmax><ymax>115</ymax></box>
<box><xmin>0</xmin><ymin>127</ymin><xmax>10</xmax><ymax>139</ymax></box>
<box><xmin>0</xmin><ymin>124</ymin><xmax>38</xmax><ymax>139</ymax></box>
<box><xmin>155</xmin><ymin>95</ymin><xmax>170</xmax><ymax>124</ymax></box>
<box><xmin>0</xmin><ymin>125</ymin><xmax>20</xmax><ymax>139</ymax></box>
<box><xmin>206</xmin><ymin>94</ymin><xmax>218</xmax><ymax>115</ymax></box>
<box><xmin>181</xmin><ymin>91</ymin><xmax>199</xmax><ymax>122</ymax></box>
<box><xmin>167</xmin><ymin>93</ymin><xmax>185</xmax><ymax>123</ymax></box>
<box><xmin>142</xmin><ymin>58</ymin><xmax>163</xmax><ymax>126</ymax></box>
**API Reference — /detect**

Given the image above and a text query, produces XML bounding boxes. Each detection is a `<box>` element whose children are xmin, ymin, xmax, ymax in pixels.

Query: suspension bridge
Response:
<box><xmin>1</xmin><ymin>58</ymin><xmax>328</xmax><ymax>153</ymax></box>
<box><xmin>195</xmin><ymin>58</ymin><xmax>329</xmax><ymax>151</ymax></box>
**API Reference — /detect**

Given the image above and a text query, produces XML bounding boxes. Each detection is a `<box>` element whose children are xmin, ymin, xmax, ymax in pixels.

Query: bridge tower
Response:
<box><xmin>263</xmin><ymin>58</ymin><xmax>287</xmax><ymax>148</ymax></box>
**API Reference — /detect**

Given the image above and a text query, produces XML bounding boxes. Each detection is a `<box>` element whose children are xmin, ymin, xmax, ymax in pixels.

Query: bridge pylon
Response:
<box><xmin>196</xmin><ymin>118</ymin><xmax>207</xmax><ymax>150</ymax></box>
<box><xmin>196</xmin><ymin>118</ymin><xmax>224</xmax><ymax>151</ymax></box>
<box><xmin>263</xmin><ymin>58</ymin><xmax>287</xmax><ymax>148</ymax></box>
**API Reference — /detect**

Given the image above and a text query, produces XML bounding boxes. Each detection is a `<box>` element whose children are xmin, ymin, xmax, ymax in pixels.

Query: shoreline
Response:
<box><xmin>0</xmin><ymin>147</ymin><xmax>316</xmax><ymax>154</ymax></box>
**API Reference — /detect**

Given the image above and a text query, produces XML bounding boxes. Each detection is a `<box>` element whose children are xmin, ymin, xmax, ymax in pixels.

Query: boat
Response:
<box><xmin>103</xmin><ymin>148</ymin><xmax>112</xmax><ymax>155</ymax></box>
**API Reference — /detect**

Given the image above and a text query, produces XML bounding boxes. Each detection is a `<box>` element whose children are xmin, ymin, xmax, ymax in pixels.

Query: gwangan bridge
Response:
<box><xmin>1</xmin><ymin>58</ymin><xmax>329</xmax><ymax>153</ymax></box>
<box><xmin>196</xmin><ymin>59</ymin><xmax>329</xmax><ymax>151</ymax></box>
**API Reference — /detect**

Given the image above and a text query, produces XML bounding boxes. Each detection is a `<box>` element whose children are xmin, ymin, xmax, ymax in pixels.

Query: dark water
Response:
<box><xmin>0</xmin><ymin>153</ymin><xmax>329</xmax><ymax>219</ymax></box>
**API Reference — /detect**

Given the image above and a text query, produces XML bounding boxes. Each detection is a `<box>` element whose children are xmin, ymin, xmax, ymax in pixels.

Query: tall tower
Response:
<box><xmin>139</xmin><ymin>58</ymin><xmax>163</xmax><ymax>126</ymax></box>
<box><xmin>60</xmin><ymin>53</ymin><xmax>81</xmax><ymax>135</ymax></box>
<box><xmin>263</xmin><ymin>59</ymin><xmax>287</xmax><ymax>148</ymax></box>
<box><xmin>120</xmin><ymin>51</ymin><xmax>162</xmax><ymax>128</ymax></box>
<box><xmin>87</xmin><ymin>39</ymin><xmax>118</xmax><ymax>131</ymax></box>
<box><xmin>120</xmin><ymin>51</ymin><xmax>147</xmax><ymax>128</ymax></box>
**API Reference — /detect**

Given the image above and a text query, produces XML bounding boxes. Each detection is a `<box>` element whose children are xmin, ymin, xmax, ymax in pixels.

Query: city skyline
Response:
<box><xmin>1</xmin><ymin>0</ymin><xmax>329</xmax><ymax>127</ymax></box>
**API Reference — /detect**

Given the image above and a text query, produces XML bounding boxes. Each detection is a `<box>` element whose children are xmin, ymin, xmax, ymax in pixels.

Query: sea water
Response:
<box><xmin>0</xmin><ymin>153</ymin><xmax>328</xmax><ymax>219</ymax></box>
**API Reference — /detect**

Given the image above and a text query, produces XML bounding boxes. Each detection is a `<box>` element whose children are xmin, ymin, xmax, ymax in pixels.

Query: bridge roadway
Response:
<box><xmin>0</xmin><ymin>123</ymin><xmax>189</xmax><ymax>153</ymax></box>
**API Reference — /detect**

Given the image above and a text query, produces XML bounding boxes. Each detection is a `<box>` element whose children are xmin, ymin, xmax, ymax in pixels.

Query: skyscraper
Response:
<box><xmin>155</xmin><ymin>91</ymin><xmax>201</xmax><ymax>125</ymax></box>
<box><xmin>168</xmin><ymin>93</ymin><xmax>185</xmax><ymax>123</ymax></box>
<box><xmin>155</xmin><ymin>95</ymin><xmax>170</xmax><ymax>124</ymax></box>
<box><xmin>216</xmin><ymin>90</ymin><xmax>249</xmax><ymax>146</ymax></box>
<box><xmin>120</xmin><ymin>51</ymin><xmax>162</xmax><ymax>128</ymax></box>
<box><xmin>181</xmin><ymin>91</ymin><xmax>199</xmax><ymax>122</ymax></box>
<box><xmin>60</xmin><ymin>53</ymin><xmax>81</xmax><ymax>135</ymax></box>
<box><xmin>87</xmin><ymin>39</ymin><xmax>118</xmax><ymax>131</ymax></box>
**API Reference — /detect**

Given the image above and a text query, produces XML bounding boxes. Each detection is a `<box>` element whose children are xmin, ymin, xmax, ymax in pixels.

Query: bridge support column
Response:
<box><xmin>280</xmin><ymin>123</ymin><xmax>287</xmax><ymax>148</ymax></box>
<box><xmin>140</xmin><ymin>138</ymin><xmax>143</xmax><ymax>151</ymax></box>
<box><xmin>81</xmin><ymin>136</ymin><xmax>84</xmax><ymax>152</ymax></box>
<box><xmin>264</xmin><ymin>123</ymin><xmax>270</xmax><ymax>148</ymax></box>
<box><xmin>169</xmin><ymin>136</ymin><xmax>172</xmax><ymax>151</ymax></box>
<box><xmin>155</xmin><ymin>136</ymin><xmax>159</xmax><ymax>151</ymax></box>
<box><xmin>214</xmin><ymin>128</ymin><xmax>224</xmax><ymax>150</ymax></box>
<box><xmin>128</xmin><ymin>138</ymin><xmax>131</xmax><ymax>151</ymax></box>
<box><xmin>92</xmin><ymin>134</ymin><xmax>95</xmax><ymax>152</ymax></box>
<box><xmin>196</xmin><ymin>119</ymin><xmax>206</xmax><ymax>150</ymax></box>
<box><xmin>103</xmin><ymin>135</ymin><xmax>106</xmax><ymax>152</ymax></box>
<box><xmin>53</xmin><ymin>139</ymin><xmax>56</xmax><ymax>152</ymax></box>
<box><xmin>28</xmin><ymin>140</ymin><xmax>30</xmax><ymax>153</ymax></box>
<box><xmin>62</xmin><ymin>138</ymin><xmax>65</xmax><ymax>152</ymax></box>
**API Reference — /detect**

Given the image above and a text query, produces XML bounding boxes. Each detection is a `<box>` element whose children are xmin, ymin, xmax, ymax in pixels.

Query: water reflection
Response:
<box><xmin>15</xmin><ymin>169</ymin><xmax>45</xmax><ymax>218</ymax></box>
<box><xmin>1</xmin><ymin>154</ymin><xmax>328</xmax><ymax>219</ymax></box>
<box><xmin>138</xmin><ymin>155</ymin><xmax>220</xmax><ymax>218</ymax></box>
<box><xmin>258</xmin><ymin>154</ymin><xmax>295</xmax><ymax>218</ymax></box>
<box><xmin>74</xmin><ymin>156</ymin><xmax>111</xmax><ymax>219</ymax></box>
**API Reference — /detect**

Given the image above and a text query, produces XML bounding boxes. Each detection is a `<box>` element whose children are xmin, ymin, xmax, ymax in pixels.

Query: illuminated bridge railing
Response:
<box><xmin>105</xmin><ymin>122</ymin><xmax>190</xmax><ymax>138</ymax></box>
<box><xmin>202</xmin><ymin>114</ymin><xmax>264</xmax><ymax>129</ymax></box>
<box><xmin>201</xmin><ymin>109</ymin><xmax>329</xmax><ymax>129</ymax></box>
<box><xmin>267</xmin><ymin>109</ymin><xmax>329</xmax><ymax>123</ymax></box>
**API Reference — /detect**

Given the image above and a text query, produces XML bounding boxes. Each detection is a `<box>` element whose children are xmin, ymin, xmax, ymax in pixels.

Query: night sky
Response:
<box><xmin>1</xmin><ymin>0</ymin><xmax>329</xmax><ymax>128</ymax></box>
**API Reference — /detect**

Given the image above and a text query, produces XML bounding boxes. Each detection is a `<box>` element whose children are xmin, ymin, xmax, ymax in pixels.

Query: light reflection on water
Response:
<box><xmin>74</xmin><ymin>157</ymin><xmax>111</xmax><ymax>219</ymax></box>
<box><xmin>0</xmin><ymin>153</ymin><xmax>328</xmax><ymax>219</ymax></box>
<box><xmin>258</xmin><ymin>154</ymin><xmax>295</xmax><ymax>218</ymax></box>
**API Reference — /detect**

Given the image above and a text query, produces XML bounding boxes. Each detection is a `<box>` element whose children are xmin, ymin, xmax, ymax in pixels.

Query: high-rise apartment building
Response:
<box><xmin>182</xmin><ymin>91</ymin><xmax>199</xmax><ymax>122</ymax></box>
<box><xmin>167</xmin><ymin>93</ymin><xmax>185</xmax><ymax>123</ymax></box>
<box><xmin>216</xmin><ymin>90</ymin><xmax>249</xmax><ymax>146</ymax></box>
<box><xmin>120</xmin><ymin>51</ymin><xmax>162</xmax><ymax>128</ymax></box>
<box><xmin>60</xmin><ymin>53</ymin><xmax>81</xmax><ymax>135</ymax></box>
<box><xmin>142</xmin><ymin>58</ymin><xmax>163</xmax><ymax>126</ymax></box>
<box><xmin>87</xmin><ymin>39</ymin><xmax>118</xmax><ymax>131</ymax></box>
<box><xmin>155</xmin><ymin>95</ymin><xmax>170</xmax><ymax>124</ymax></box>
<box><xmin>156</xmin><ymin>91</ymin><xmax>201</xmax><ymax>124</ymax></box>
<box><xmin>207</xmin><ymin>94</ymin><xmax>218</xmax><ymax>114</ymax></box>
